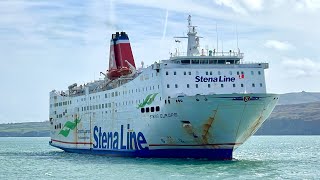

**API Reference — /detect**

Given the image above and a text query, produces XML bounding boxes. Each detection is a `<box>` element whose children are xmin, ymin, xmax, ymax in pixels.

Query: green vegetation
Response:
<box><xmin>0</xmin><ymin>122</ymin><xmax>49</xmax><ymax>137</ymax></box>
<box><xmin>256</xmin><ymin>101</ymin><xmax>320</xmax><ymax>135</ymax></box>
<box><xmin>278</xmin><ymin>91</ymin><xmax>320</xmax><ymax>105</ymax></box>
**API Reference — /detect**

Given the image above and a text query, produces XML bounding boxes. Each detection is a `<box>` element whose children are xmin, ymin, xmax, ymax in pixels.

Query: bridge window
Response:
<box><xmin>233</xmin><ymin>84</ymin><xmax>236</xmax><ymax>87</ymax></box>
<box><xmin>167</xmin><ymin>84</ymin><xmax>170</xmax><ymax>88</ymax></box>
<box><xmin>187</xmin><ymin>84</ymin><xmax>190</xmax><ymax>88</ymax></box>
<box><xmin>156</xmin><ymin>106</ymin><xmax>160</xmax><ymax>111</ymax></box>
<box><xmin>192</xmin><ymin>60</ymin><xmax>199</xmax><ymax>64</ymax></box>
<box><xmin>221</xmin><ymin>84</ymin><xmax>224</xmax><ymax>88</ymax></box>
<box><xmin>252</xmin><ymin>83</ymin><xmax>255</xmax><ymax>87</ymax></box>
<box><xmin>146</xmin><ymin>107</ymin><xmax>150</xmax><ymax>113</ymax></box>
<box><xmin>141</xmin><ymin>108</ymin><xmax>145</xmax><ymax>113</ymax></box>
<box><xmin>206</xmin><ymin>71</ymin><xmax>208</xmax><ymax>75</ymax></box>
<box><xmin>188</xmin><ymin>71</ymin><xmax>191</xmax><ymax>75</ymax></box>
<box><xmin>251</xmin><ymin>71</ymin><xmax>254</xmax><ymax>75</ymax></box>
<box><xmin>209</xmin><ymin>60</ymin><xmax>216</xmax><ymax>64</ymax></box>
<box><xmin>258</xmin><ymin>71</ymin><xmax>261</xmax><ymax>75</ymax></box>
<box><xmin>196</xmin><ymin>84</ymin><xmax>199</xmax><ymax>88</ymax></box>
<box><xmin>260</xmin><ymin>83</ymin><xmax>263</xmax><ymax>87</ymax></box>
<box><xmin>218</xmin><ymin>60</ymin><xmax>225</xmax><ymax>64</ymax></box>
<box><xmin>174</xmin><ymin>71</ymin><xmax>176</xmax><ymax>75</ymax></box>
<box><xmin>166</xmin><ymin>71</ymin><xmax>169</xmax><ymax>75</ymax></box>
<box><xmin>184</xmin><ymin>71</ymin><xmax>186</xmax><ymax>75</ymax></box>
<box><xmin>181</xmin><ymin>60</ymin><xmax>190</xmax><ymax>64</ymax></box>
<box><xmin>151</xmin><ymin>107</ymin><xmax>155</xmax><ymax>112</ymax></box>
<box><xmin>241</xmin><ymin>84</ymin><xmax>244</xmax><ymax>87</ymax></box>
<box><xmin>226</xmin><ymin>60</ymin><xmax>234</xmax><ymax>64</ymax></box>
<box><xmin>200</xmin><ymin>60</ymin><xmax>208</xmax><ymax>64</ymax></box>
<box><xmin>210</xmin><ymin>71</ymin><xmax>213</xmax><ymax>75</ymax></box>
<box><xmin>175</xmin><ymin>84</ymin><xmax>178</xmax><ymax>88</ymax></box>
<box><xmin>208</xmin><ymin>84</ymin><xmax>211</xmax><ymax>88</ymax></box>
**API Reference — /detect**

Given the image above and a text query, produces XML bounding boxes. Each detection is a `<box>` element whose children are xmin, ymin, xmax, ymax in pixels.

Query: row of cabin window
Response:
<box><xmin>54</xmin><ymin>123</ymin><xmax>62</xmax><ymax>129</ymax></box>
<box><xmin>80</xmin><ymin>99</ymin><xmax>144</xmax><ymax>112</ymax></box>
<box><xmin>56</xmin><ymin>114</ymin><xmax>63</xmax><ymax>119</ymax></box>
<box><xmin>141</xmin><ymin>106</ymin><xmax>160</xmax><ymax>113</ymax></box>
<box><xmin>74</xmin><ymin>85</ymin><xmax>161</xmax><ymax>104</ymax></box>
<box><xmin>167</xmin><ymin>83</ymin><xmax>263</xmax><ymax>88</ymax></box>
<box><xmin>53</xmin><ymin>100</ymin><xmax>72</xmax><ymax>107</ymax></box>
<box><xmin>179</xmin><ymin>59</ymin><xmax>240</xmax><ymax>64</ymax></box>
<box><xmin>166</xmin><ymin>70</ymin><xmax>262</xmax><ymax>76</ymax></box>
<box><xmin>104</xmin><ymin>85</ymin><xmax>160</xmax><ymax>98</ymax></box>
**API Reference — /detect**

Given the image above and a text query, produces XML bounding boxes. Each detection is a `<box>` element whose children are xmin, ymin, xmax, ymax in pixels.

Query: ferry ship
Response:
<box><xmin>49</xmin><ymin>15</ymin><xmax>279</xmax><ymax>160</ymax></box>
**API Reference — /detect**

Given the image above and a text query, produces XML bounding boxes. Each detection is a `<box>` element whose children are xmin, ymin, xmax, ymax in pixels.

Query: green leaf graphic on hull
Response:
<box><xmin>59</xmin><ymin>118</ymin><xmax>81</xmax><ymax>137</ymax></box>
<box><xmin>137</xmin><ymin>93</ymin><xmax>158</xmax><ymax>108</ymax></box>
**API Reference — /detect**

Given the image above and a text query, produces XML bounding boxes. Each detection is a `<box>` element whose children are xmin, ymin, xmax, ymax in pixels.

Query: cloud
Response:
<box><xmin>214</xmin><ymin>0</ymin><xmax>264</xmax><ymax>14</ymax></box>
<box><xmin>264</xmin><ymin>40</ymin><xmax>294</xmax><ymax>51</ymax></box>
<box><xmin>281</xmin><ymin>57</ymin><xmax>320</xmax><ymax>77</ymax></box>
<box><xmin>242</xmin><ymin>0</ymin><xmax>264</xmax><ymax>11</ymax></box>
<box><xmin>295</xmin><ymin>0</ymin><xmax>320</xmax><ymax>11</ymax></box>
<box><xmin>215</xmin><ymin>0</ymin><xmax>248</xmax><ymax>14</ymax></box>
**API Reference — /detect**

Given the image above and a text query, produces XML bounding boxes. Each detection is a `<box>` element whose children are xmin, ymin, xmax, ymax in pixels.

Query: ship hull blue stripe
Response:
<box><xmin>50</xmin><ymin>143</ymin><xmax>233</xmax><ymax>160</ymax></box>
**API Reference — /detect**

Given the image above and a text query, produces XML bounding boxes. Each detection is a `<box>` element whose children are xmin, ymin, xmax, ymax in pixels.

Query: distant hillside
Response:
<box><xmin>256</xmin><ymin>101</ymin><xmax>320</xmax><ymax>135</ymax></box>
<box><xmin>0</xmin><ymin>122</ymin><xmax>49</xmax><ymax>137</ymax></box>
<box><xmin>278</xmin><ymin>91</ymin><xmax>320</xmax><ymax>105</ymax></box>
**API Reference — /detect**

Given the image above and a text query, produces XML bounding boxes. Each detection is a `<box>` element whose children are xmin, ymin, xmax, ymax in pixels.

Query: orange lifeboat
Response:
<box><xmin>120</xmin><ymin>67</ymin><xmax>131</xmax><ymax>76</ymax></box>
<box><xmin>107</xmin><ymin>69</ymin><xmax>121</xmax><ymax>80</ymax></box>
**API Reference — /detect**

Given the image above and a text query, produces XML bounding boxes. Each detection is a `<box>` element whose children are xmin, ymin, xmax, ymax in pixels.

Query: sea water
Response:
<box><xmin>0</xmin><ymin>136</ymin><xmax>319</xmax><ymax>179</ymax></box>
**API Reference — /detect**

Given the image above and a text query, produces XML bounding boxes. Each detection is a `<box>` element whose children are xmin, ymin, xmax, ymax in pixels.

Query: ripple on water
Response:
<box><xmin>0</xmin><ymin>136</ymin><xmax>319</xmax><ymax>179</ymax></box>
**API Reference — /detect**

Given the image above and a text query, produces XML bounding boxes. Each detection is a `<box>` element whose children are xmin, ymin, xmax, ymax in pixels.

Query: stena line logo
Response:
<box><xmin>93</xmin><ymin>124</ymin><xmax>148</xmax><ymax>150</ymax></box>
<box><xmin>195</xmin><ymin>76</ymin><xmax>236</xmax><ymax>82</ymax></box>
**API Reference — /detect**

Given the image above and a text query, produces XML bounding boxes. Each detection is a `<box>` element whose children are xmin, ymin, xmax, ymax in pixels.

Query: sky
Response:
<box><xmin>0</xmin><ymin>0</ymin><xmax>320</xmax><ymax>123</ymax></box>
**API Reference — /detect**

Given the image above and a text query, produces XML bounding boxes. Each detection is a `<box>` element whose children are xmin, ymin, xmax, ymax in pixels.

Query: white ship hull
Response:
<box><xmin>50</xmin><ymin>93</ymin><xmax>278</xmax><ymax>160</ymax></box>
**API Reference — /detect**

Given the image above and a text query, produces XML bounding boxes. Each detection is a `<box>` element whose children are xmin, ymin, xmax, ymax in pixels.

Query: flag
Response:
<box><xmin>239</xmin><ymin>74</ymin><xmax>245</xmax><ymax>79</ymax></box>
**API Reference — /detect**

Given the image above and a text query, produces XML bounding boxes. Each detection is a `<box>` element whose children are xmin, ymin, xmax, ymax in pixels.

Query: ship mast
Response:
<box><xmin>186</xmin><ymin>15</ymin><xmax>200</xmax><ymax>56</ymax></box>
<box><xmin>174</xmin><ymin>15</ymin><xmax>201</xmax><ymax>56</ymax></box>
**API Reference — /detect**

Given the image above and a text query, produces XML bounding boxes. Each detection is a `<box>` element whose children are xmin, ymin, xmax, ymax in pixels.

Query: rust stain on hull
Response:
<box><xmin>202</xmin><ymin>117</ymin><xmax>215</xmax><ymax>144</ymax></box>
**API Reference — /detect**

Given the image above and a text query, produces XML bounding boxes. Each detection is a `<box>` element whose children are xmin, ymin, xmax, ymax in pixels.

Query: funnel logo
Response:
<box><xmin>137</xmin><ymin>93</ymin><xmax>158</xmax><ymax>108</ymax></box>
<box><xmin>59</xmin><ymin>118</ymin><xmax>81</xmax><ymax>137</ymax></box>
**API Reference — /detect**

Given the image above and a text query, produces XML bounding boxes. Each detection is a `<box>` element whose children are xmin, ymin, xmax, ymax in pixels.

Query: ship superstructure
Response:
<box><xmin>49</xmin><ymin>16</ymin><xmax>279</xmax><ymax>160</ymax></box>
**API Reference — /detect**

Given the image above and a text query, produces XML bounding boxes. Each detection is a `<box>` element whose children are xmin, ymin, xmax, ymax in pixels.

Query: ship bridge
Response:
<box><xmin>169</xmin><ymin>51</ymin><xmax>244</xmax><ymax>65</ymax></box>
<box><xmin>169</xmin><ymin>15</ymin><xmax>245</xmax><ymax>66</ymax></box>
